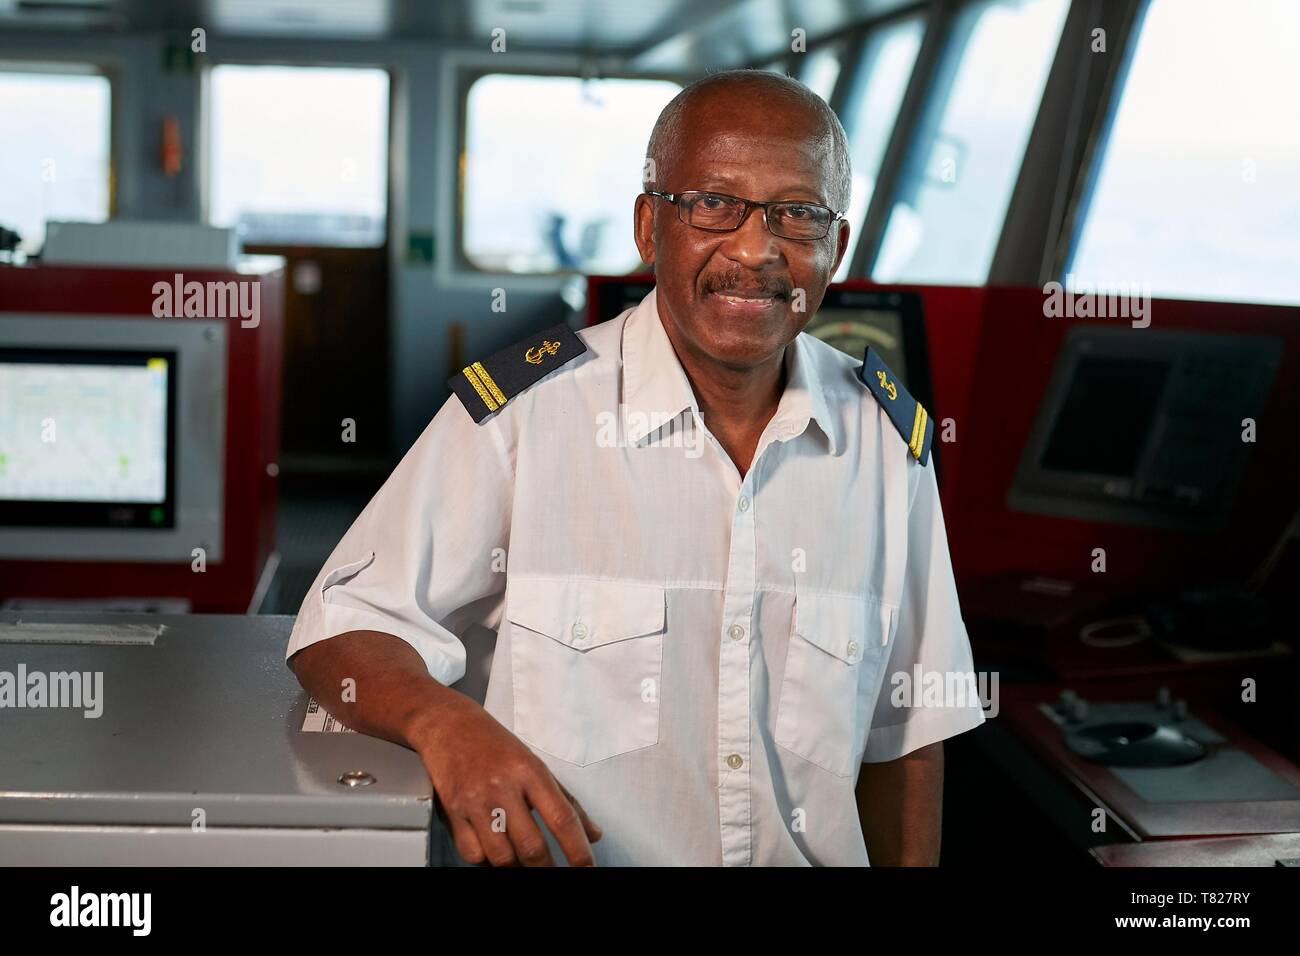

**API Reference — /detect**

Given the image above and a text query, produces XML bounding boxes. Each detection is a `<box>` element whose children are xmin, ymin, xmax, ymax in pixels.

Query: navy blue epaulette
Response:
<box><xmin>449</xmin><ymin>322</ymin><xmax>587</xmax><ymax>424</ymax></box>
<box><xmin>856</xmin><ymin>347</ymin><xmax>934</xmax><ymax>466</ymax></box>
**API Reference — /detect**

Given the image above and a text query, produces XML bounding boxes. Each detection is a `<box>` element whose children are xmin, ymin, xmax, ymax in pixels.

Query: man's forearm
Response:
<box><xmin>855</xmin><ymin>741</ymin><xmax>944</xmax><ymax>865</ymax></box>
<box><xmin>290</xmin><ymin>630</ymin><xmax>604</xmax><ymax>866</ymax></box>
<box><xmin>288</xmin><ymin>630</ymin><xmax>457</xmax><ymax>749</ymax></box>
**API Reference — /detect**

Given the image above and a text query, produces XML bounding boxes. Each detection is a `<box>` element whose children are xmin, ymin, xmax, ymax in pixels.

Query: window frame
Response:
<box><xmin>727</xmin><ymin>2</ymin><xmax>934</xmax><ymax>281</ymax></box>
<box><xmin>840</xmin><ymin>0</ymin><xmax>957</xmax><ymax>280</ymax></box>
<box><xmin>990</xmin><ymin>0</ymin><xmax>1146</xmax><ymax>285</ymax></box>
<box><xmin>1056</xmin><ymin>1</ymin><xmax>1150</xmax><ymax>284</ymax></box>
<box><xmin>792</xmin><ymin>36</ymin><xmax>848</xmax><ymax>105</ymax></box>
<box><xmin>824</xmin><ymin>8</ymin><xmax>931</xmax><ymax>280</ymax></box>
<box><xmin>857</xmin><ymin>0</ymin><xmax>1080</xmax><ymax>284</ymax></box>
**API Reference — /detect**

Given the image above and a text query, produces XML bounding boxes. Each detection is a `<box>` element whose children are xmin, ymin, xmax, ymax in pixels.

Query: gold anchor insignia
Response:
<box><xmin>525</xmin><ymin>339</ymin><xmax>561</xmax><ymax>364</ymax></box>
<box><xmin>876</xmin><ymin>369</ymin><xmax>898</xmax><ymax>401</ymax></box>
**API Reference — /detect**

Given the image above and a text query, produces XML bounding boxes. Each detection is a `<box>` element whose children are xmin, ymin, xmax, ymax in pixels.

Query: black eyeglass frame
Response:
<box><xmin>644</xmin><ymin>189</ymin><xmax>846</xmax><ymax>241</ymax></box>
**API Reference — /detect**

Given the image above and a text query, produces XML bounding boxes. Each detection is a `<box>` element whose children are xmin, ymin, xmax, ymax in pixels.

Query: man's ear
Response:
<box><xmin>830</xmin><ymin>218</ymin><xmax>851</xmax><ymax>276</ymax></box>
<box><xmin>633</xmin><ymin>193</ymin><xmax>657</xmax><ymax>265</ymax></box>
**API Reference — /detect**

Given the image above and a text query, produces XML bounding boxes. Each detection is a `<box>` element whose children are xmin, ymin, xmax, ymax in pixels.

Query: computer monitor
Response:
<box><xmin>0</xmin><ymin>348</ymin><xmax>176</xmax><ymax>529</ymax></box>
<box><xmin>1008</xmin><ymin>326</ymin><xmax>1281</xmax><ymax>531</ymax></box>
<box><xmin>0</xmin><ymin>315</ymin><xmax>227</xmax><ymax>561</ymax></box>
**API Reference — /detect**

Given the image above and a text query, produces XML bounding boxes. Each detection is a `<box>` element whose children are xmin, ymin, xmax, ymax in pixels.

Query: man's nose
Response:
<box><xmin>718</xmin><ymin>205</ymin><xmax>781</xmax><ymax>267</ymax></box>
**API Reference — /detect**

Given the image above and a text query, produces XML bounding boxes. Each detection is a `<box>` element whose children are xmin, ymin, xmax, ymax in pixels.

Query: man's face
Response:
<box><xmin>634</xmin><ymin>90</ymin><xmax>850</xmax><ymax>371</ymax></box>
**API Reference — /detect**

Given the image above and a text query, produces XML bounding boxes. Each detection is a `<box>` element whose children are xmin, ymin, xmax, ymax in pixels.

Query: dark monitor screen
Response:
<box><xmin>1040</xmin><ymin>357</ymin><xmax>1170</xmax><ymax>476</ymax></box>
<box><xmin>590</xmin><ymin>278</ymin><xmax>655</xmax><ymax>326</ymax></box>
<box><xmin>0</xmin><ymin>348</ymin><xmax>177</xmax><ymax>529</ymax></box>
<box><xmin>1009</xmin><ymin>327</ymin><xmax>1281</xmax><ymax>531</ymax></box>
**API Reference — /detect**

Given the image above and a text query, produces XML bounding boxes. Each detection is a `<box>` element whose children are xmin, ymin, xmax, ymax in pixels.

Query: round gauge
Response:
<box><xmin>804</xmin><ymin>318</ymin><xmax>899</xmax><ymax>360</ymax></box>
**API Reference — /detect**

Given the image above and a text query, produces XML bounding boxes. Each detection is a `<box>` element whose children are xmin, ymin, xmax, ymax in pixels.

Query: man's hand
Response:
<box><xmin>409</xmin><ymin>689</ymin><xmax>603</xmax><ymax>866</ymax></box>
<box><xmin>290</xmin><ymin>630</ymin><xmax>602</xmax><ymax>866</ymax></box>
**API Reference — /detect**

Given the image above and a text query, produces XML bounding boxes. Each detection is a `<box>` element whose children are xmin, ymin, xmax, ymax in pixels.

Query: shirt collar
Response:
<box><xmin>620</xmin><ymin>287</ymin><xmax>698</xmax><ymax>444</ymax></box>
<box><xmin>620</xmin><ymin>287</ymin><xmax>840</xmax><ymax>454</ymax></box>
<box><xmin>782</xmin><ymin>328</ymin><xmax>841</xmax><ymax>455</ymax></box>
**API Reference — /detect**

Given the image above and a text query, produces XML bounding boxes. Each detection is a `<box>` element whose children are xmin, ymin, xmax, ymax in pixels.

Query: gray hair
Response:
<box><xmin>644</xmin><ymin>69</ymin><xmax>852</xmax><ymax>212</ymax></box>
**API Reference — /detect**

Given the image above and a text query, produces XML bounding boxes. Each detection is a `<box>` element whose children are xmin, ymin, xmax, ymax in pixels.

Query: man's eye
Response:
<box><xmin>698</xmin><ymin>197</ymin><xmax>725</xmax><ymax>210</ymax></box>
<box><xmin>785</xmin><ymin>205</ymin><xmax>812</xmax><ymax>219</ymax></box>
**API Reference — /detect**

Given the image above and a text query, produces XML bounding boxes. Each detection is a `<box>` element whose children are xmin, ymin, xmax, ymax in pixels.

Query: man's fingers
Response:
<box><xmin>556</xmin><ymin>780</ymin><xmax>603</xmax><ymax>843</ymax></box>
<box><xmin>470</xmin><ymin>805</ymin><xmax>520</xmax><ymax>867</ymax></box>
<box><xmin>502</xmin><ymin>796</ymin><xmax>556</xmax><ymax>867</ymax></box>
<box><xmin>448</xmin><ymin>817</ymin><xmax>487</xmax><ymax>866</ymax></box>
<box><xmin>527</xmin><ymin>776</ymin><xmax>596</xmax><ymax>866</ymax></box>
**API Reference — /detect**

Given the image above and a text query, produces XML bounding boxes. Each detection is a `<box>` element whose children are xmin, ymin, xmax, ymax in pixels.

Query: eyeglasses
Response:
<box><xmin>645</xmin><ymin>190</ymin><xmax>845</xmax><ymax>241</ymax></box>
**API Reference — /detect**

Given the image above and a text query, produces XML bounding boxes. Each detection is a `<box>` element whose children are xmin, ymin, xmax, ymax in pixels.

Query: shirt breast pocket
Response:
<box><xmin>775</xmin><ymin>591</ymin><xmax>896</xmax><ymax>777</ymax></box>
<box><xmin>507</xmin><ymin>577</ymin><xmax>666</xmax><ymax>768</ymax></box>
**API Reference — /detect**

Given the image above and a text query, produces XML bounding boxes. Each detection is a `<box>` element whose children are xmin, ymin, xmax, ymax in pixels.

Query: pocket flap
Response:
<box><xmin>320</xmin><ymin>550</ymin><xmax>376</xmax><ymax>599</ymax></box>
<box><xmin>507</xmin><ymin>578</ymin><xmax>666</xmax><ymax>650</ymax></box>
<box><xmin>793</xmin><ymin>592</ymin><xmax>891</xmax><ymax>664</ymax></box>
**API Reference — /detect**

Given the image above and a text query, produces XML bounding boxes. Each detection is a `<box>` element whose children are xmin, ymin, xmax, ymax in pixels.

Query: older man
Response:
<box><xmin>286</xmin><ymin>70</ymin><xmax>984</xmax><ymax>866</ymax></box>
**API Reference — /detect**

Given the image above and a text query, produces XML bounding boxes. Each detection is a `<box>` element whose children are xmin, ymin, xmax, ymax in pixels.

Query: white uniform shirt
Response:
<box><xmin>286</xmin><ymin>289</ymin><xmax>985</xmax><ymax>866</ymax></box>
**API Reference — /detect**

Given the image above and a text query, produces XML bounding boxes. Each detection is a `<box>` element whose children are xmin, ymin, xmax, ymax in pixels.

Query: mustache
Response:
<box><xmin>700</xmin><ymin>271</ymin><xmax>793</xmax><ymax>299</ymax></box>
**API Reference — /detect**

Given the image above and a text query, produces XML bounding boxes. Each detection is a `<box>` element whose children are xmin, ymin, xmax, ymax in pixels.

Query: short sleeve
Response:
<box><xmin>284</xmin><ymin>395</ymin><xmax>514</xmax><ymax>687</ymax></box>
<box><xmin>861</xmin><ymin>461</ymin><xmax>986</xmax><ymax>762</ymax></box>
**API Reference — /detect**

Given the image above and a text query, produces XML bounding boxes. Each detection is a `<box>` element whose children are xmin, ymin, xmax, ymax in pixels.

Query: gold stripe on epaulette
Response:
<box><xmin>462</xmin><ymin>365</ymin><xmax>499</xmax><ymax>412</ymax></box>
<box><xmin>472</xmin><ymin>361</ymin><xmax>507</xmax><ymax>406</ymax></box>
<box><xmin>908</xmin><ymin>403</ymin><xmax>928</xmax><ymax>460</ymax></box>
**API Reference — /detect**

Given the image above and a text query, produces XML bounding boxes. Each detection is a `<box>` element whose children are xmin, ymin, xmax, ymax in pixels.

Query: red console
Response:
<box><xmin>0</xmin><ymin>260</ymin><xmax>284</xmax><ymax>612</ymax></box>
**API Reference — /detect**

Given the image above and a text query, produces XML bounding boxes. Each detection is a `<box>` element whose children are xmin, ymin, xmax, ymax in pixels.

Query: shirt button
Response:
<box><xmin>847</xmin><ymin>640</ymin><xmax>859</xmax><ymax>659</ymax></box>
<box><xmin>572</xmin><ymin>621</ymin><xmax>588</xmax><ymax>641</ymax></box>
<box><xmin>728</xmin><ymin>624</ymin><xmax>745</xmax><ymax>642</ymax></box>
<box><xmin>737</xmin><ymin>496</ymin><xmax>750</xmax><ymax>512</ymax></box>
<box><xmin>726</xmin><ymin>754</ymin><xmax>743</xmax><ymax>770</ymax></box>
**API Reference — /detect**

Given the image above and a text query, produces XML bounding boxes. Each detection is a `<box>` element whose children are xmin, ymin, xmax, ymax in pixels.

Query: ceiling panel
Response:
<box><xmin>465</xmin><ymin>0</ymin><xmax>710</xmax><ymax>51</ymax></box>
<box><xmin>0</xmin><ymin>0</ymin><xmax>715</xmax><ymax>48</ymax></box>
<box><xmin>634</xmin><ymin>0</ymin><xmax>920</xmax><ymax>71</ymax></box>
<box><xmin>0</xmin><ymin>0</ymin><xmax>920</xmax><ymax>64</ymax></box>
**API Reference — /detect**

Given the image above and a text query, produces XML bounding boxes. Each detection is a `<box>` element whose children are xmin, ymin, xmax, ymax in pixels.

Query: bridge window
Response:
<box><xmin>834</xmin><ymin>15</ymin><xmax>925</xmax><ymax>281</ymax></box>
<box><xmin>1067</xmin><ymin>0</ymin><xmax>1300</xmax><ymax>305</ymax></box>
<box><xmin>206</xmin><ymin>65</ymin><xmax>390</xmax><ymax>247</ymax></box>
<box><xmin>798</xmin><ymin>43</ymin><xmax>844</xmax><ymax>103</ymax></box>
<box><xmin>873</xmin><ymin>0</ymin><xmax>1070</xmax><ymax>283</ymax></box>
<box><xmin>460</xmin><ymin>73</ymin><xmax>680</xmax><ymax>275</ymax></box>
<box><xmin>0</xmin><ymin>65</ymin><xmax>110</xmax><ymax>256</ymax></box>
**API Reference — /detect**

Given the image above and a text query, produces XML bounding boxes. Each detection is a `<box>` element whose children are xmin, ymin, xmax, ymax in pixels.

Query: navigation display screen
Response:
<box><xmin>0</xmin><ymin>348</ymin><xmax>176</xmax><ymax>528</ymax></box>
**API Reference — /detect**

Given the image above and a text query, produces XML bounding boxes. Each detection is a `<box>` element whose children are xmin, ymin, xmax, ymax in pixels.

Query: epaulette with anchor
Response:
<box><xmin>449</xmin><ymin>322</ymin><xmax>587</xmax><ymax>423</ymax></box>
<box><xmin>856</xmin><ymin>347</ymin><xmax>934</xmax><ymax>465</ymax></box>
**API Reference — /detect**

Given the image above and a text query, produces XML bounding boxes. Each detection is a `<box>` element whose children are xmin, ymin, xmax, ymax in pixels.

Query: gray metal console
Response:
<box><xmin>0</xmin><ymin>612</ymin><xmax>434</xmax><ymax>865</ymax></box>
